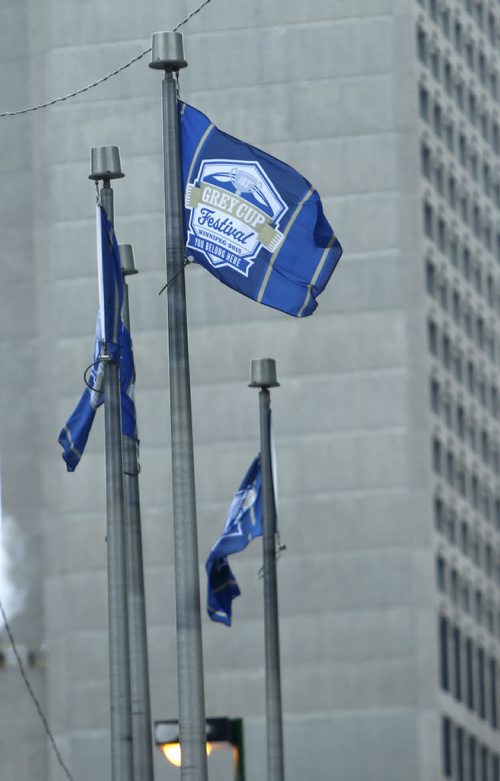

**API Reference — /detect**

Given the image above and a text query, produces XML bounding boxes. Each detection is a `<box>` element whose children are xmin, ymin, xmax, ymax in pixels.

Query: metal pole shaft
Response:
<box><xmin>122</xmin><ymin>279</ymin><xmax>155</xmax><ymax>781</ymax></box>
<box><xmin>100</xmin><ymin>183</ymin><xmax>133</xmax><ymax>781</ymax></box>
<box><xmin>161</xmin><ymin>70</ymin><xmax>208</xmax><ymax>781</ymax></box>
<box><xmin>258</xmin><ymin>388</ymin><xmax>285</xmax><ymax>781</ymax></box>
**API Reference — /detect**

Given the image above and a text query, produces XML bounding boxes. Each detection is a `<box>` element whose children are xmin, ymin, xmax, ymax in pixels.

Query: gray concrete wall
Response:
<box><xmin>0</xmin><ymin>1</ymin><xmax>440</xmax><ymax>779</ymax></box>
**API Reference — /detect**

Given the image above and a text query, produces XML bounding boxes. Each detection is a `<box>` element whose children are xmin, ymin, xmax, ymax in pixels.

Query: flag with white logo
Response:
<box><xmin>181</xmin><ymin>102</ymin><xmax>343</xmax><ymax>317</ymax></box>
<box><xmin>206</xmin><ymin>456</ymin><xmax>263</xmax><ymax>626</ymax></box>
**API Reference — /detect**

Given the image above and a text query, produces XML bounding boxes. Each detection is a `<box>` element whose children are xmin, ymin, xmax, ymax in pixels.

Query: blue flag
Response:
<box><xmin>206</xmin><ymin>456</ymin><xmax>263</xmax><ymax>626</ymax></box>
<box><xmin>180</xmin><ymin>102</ymin><xmax>343</xmax><ymax>317</ymax></box>
<box><xmin>58</xmin><ymin>206</ymin><xmax>136</xmax><ymax>472</ymax></box>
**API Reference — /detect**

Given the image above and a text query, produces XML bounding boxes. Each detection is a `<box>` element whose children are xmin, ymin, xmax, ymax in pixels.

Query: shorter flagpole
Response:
<box><xmin>89</xmin><ymin>146</ymin><xmax>133</xmax><ymax>781</ymax></box>
<box><xmin>119</xmin><ymin>243</ymin><xmax>155</xmax><ymax>781</ymax></box>
<box><xmin>249</xmin><ymin>358</ymin><xmax>284</xmax><ymax>781</ymax></box>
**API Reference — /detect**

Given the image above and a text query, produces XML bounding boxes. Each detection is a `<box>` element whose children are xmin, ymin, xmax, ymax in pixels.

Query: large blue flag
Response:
<box><xmin>58</xmin><ymin>206</ymin><xmax>136</xmax><ymax>472</ymax></box>
<box><xmin>206</xmin><ymin>456</ymin><xmax>263</xmax><ymax>626</ymax></box>
<box><xmin>180</xmin><ymin>102</ymin><xmax>343</xmax><ymax>317</ymax></box>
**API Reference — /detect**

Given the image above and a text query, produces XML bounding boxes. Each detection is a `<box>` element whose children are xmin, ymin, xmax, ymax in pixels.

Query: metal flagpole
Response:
<box><xmin>149</xmin><ymin>32</ymin><xmax>208</xmax><ymax>781</ymax></box>
<box><xmin>89</xmin><ymin>146</ymin><xmax>133</xmax><ymax>781</ymax></box>
<box><xmin>249</xmin><ymin>358</ymin><xmax>285</xmax><ymax>781</ymax></box>
<box><xmin>118</xmin><ymin>243</ymin><xmax>155</xmax><ymax>781</ymax></box>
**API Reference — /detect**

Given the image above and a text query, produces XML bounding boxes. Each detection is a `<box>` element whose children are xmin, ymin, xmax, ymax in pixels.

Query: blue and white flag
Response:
<box><xmin>58</xmin><ymin>206</ymin><xmax>136</xmax><ymax>472</ymax></box>
<box><xmin>206</xmin><ymin>456</ymin><xmax>263</xmax><ymax>626</ymax></box>
<box><xmin>180</xmin><ymin>102</ymin><xmax>343</xmax><ymax>317</ymax></box>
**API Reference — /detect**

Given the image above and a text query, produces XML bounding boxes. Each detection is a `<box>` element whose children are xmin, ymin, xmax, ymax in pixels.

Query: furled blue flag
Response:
<box><xmin>180</xmin><ymin>102</ymin><xmax>343</xmax><ymax>317</ymax></box>
<box><xmin>206</xmin><ymin>456</ymin><xmax>263</xmax><ymax>625</ymax></box>
<box><xmin>58</xmin><ymin>206</ymin><xmax>136</xmax><ymax>472</ymax></box>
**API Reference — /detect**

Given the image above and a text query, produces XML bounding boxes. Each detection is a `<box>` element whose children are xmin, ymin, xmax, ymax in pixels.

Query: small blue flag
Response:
<box><xmin>58</xmin><ymin>206</ymin><xmax>136</xmax><ymax>472</ymax></box>
<box><xmin>180</xmin><ymin>102</ymin><xmax>343</xmax><ymax>317</ymax></box>
<box><xmin>206</xmin><ymin>456</ymin><xmax>263</xmax><ymax>626</ymax></box>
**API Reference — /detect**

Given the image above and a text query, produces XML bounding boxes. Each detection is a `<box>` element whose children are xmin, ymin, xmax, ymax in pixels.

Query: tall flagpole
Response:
<box><xmin>249</xmin><ymin>358</ymin><xmax>285</xmax><ymax>781</ymax></box>
<box><xmin>89</xmin><ymin>147</ymin><xmax>133</xmax><ymax>781</ymax></box>
<box><xmin>118</xmin><ymin>243</ymin><xmax>155</xmax><ymax>781</ymax></box>
<box><xmin>149</xmin><ymin>32</ymin><xmax>208</xmax><ymax>781</ymax></box>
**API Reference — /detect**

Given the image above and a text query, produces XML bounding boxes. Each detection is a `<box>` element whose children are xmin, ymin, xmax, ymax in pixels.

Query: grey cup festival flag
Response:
<box><xmin>180</xmin><ymin>102</ymin><xmax>343</xmax><ymax>317</ymax></box>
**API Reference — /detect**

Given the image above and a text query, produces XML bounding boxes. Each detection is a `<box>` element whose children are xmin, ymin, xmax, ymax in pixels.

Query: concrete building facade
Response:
<box><xmin>0</xmin><ymin>0</ymin><xmax>498</xmax><ymax>779</ymax></box>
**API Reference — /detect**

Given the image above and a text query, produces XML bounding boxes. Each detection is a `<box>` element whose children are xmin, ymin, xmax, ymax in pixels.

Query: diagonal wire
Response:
<box><xmin>0</xmin><ymin>595</ymin><xmax>74</xmax><ymax>781</ymax></box>
<box><xmin>0</xmin><ymin>0</ymin><xmax>214</xmax><ymax>118</ymax></box>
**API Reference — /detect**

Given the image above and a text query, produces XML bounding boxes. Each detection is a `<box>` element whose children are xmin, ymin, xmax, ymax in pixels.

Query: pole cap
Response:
<box><xmin>249</xmin><ymin>358</ymin><xmax>279</xmax><ymax>389</ymax></box>
<box><xmin>149</xmin><ymin>31</ymin><xmax>187</xmax><ymax>70</ymax></box>
<box><xmin>119</xmin><ymin>244</ymin><xmax>138</xmax><ymax>276</ymax></box>
<box><xmin>89</xmin><ymin>146</ymin><xmax>124</xmax><ymax>181</ymax></box>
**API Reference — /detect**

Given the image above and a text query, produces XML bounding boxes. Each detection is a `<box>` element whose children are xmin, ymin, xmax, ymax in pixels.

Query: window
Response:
<box><xmin>420</xmin><ymin>83</ymin><xmax>430</xmax><ymax>121</ymax></box>
<box><xmin>453</xmin><ymin>346</ymin><xmax>463</xmax><ymax>382</ymax></box>
<box><xmin>434</xmin><ymin>99</ymin><xmax>443</xmax><ymax>136</ymax></box>
<box><xmin>426</xmin><ymin>257</ymin><xmax>436</xmax><ymax>294</ymax></box>
<box><xmin>437</xmin><ymin>555</ymin><xmax>446</xmax><ymax>591</ymax></box>
<box><xmin>428</xmin><ymin>317</ymin><xmax>438</xmax><ymax>354</ymax></box>
<box><xmin>488</xmin><ymin>11</ymin><xmax>497</xmax><ymax>44</ymax></box>
<box><xmin>466</xmin><ymin>636</ymin><xmax>475</xmax><ymax>709</ymax></box>
<box><xmin>478</xmin><ymin>52</ymin><xmax>487</xmax><ymax>85</ymax></box>
<box><xmin>490</xmin><ymin>658</ymin><xmax>498</xmax><ymax>728</ymax></box>
<box><xmin>460</xmin><ymin>131</ymin><xmax>467</xmax><ymax>165</ymax></box>
<box><xmin>439</xmin><ymin>615</ymin><xmax>450</xmax><ymax>691</ymax></box>
<box><xmin>422</xmin><ymin>141</ymin><xmax>432</xmax><ymax>178</ymax></box>
<box><xmin>478</xmin><ymin>647</ymin><xmax>486</xmax><ymax>719</ymax></box>
<box><xmin>446</xmin><ymin>119</ymin><xmax>455</xmax><ymax>151</ymax></box>
<box><xmin>442</xmin><ymin>331</ymin><xmax>451</xmax><ymax>368</ymax></box>
<box><xmin>435</xmin><ymin>161</ymin><xmax>445</xmax><ymax>195</ymax></box>
<box><xmin>456</xmin><ymin>727</ymin><xmax>465</xmax><ymax>781</ymax></box>
<box><xmin>446</xmin><ymin>446</ymin><xmax>455</xmax><ymax>484</ymax></box>
<box><xmin>433</xmin><ymin>434</ymin><xmax>442</xmax><ymax>473</ymax></box>
<box><xmin>431</xmin><ymin>46</ymin><xmax>441</xmax><ymax>80</ymax></box>
<box><xmin>441</xmin><ymin>6</ymin><xmax>451</xmax><ymax>37</ymax></box>
<box><xmin>444</xmin><ymin>59</ymin><xmax>453</xmax><ymax>95</ymax></box>
<box><xmin>453</xmin><ymin>625</ymin><xmax>462</xmax><ymax>700</ymax></box>
<box><xmin>483</xmin><ymin>162</ymin><xmax>491</xmax><ymax>195</ymax></box>
<box><xmin>431</xmin><ymin>375</ymin><xmax>440</xmax><ymax>412</ymax></box>
<box><xmin>480</xmin><ymin>109</ymin><xmax>489</xmax><ymax>141</ymax></box>
<box><xmin>453</xmin><ymin>289</ymin><xmax>461</xmax><ymax>322</ymax></box>
<box><xmin>443</xmin><ymin>717</ymin><xmax>452</xmax><ymax>778</ymax></box>
<box><xmin>438</xmin><ymin>216</ymin><xmax>447</xmax><ymax>251</ymax></box>
<box><xmin>455</xmin><ymin>19</ymin><xmax>463</xmax><ymax>52</ymax></box>
<box><xmin>466</xmin><ymin>40</ymin><xmax>474</xmax><ymax>70</ymax></box>
<box><xmin>417</xmin><ymin>27</ymin><xmax>427</xmax><ymax>63</ymax></box>
<box><xmin>470</xmin><ymin>736</ymin><xmax>477</xmax><ymax>781</ymax></box>
<box><xmin>457</xmin><ymin>402</ymin><xmax>465</xmax><ymax>438</ymax></box>
<box><xmin>480</xmin><ymin>746</ymin><xmax>488</xmax><ymax>781</ymax></box>
<box><xmin>449</xmin><ymin>172</ymin><xmax>457</xmax><ymax>208</ymax></box>
<box><xmin>467</xmin><ymin>359</ymin><xmax>475</xmax><ymax>393</ymax></box>
<box><xmin>493</xmin><ymin>121</ymin><xmax>500</xmax><ymax>154</ymax></box>
<box><xmin>460</xmin><ymin>519</ymin><xmax>469</xmax><ymax>553</ymax></box>
<box><xmin>434</xmin><ymin>494</ymin><xmax>445</xmax><ymax>532</ymax></box>
<box><xmin>424</xmin><ymin>202</ymin><xmax>434</xmax><ymax>238</ymax></box>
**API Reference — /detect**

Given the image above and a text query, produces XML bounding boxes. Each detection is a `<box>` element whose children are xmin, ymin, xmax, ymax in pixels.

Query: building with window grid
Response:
<box><xmin>0</xmin><ymin>2</ymin><xmax>499</xmax><ymax>780</ymax></box>
<box><xmin>417</xmin><ymin>0</ymin><xmax>500</xmax><ymax>778</ymax></box>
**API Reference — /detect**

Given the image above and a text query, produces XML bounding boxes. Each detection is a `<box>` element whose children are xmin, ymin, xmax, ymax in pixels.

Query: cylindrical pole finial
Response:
<box><xmin>149</xmin><ymin>31</ymin><xmax>187</xmax><ymax>70</ymax></box>
<box><xmin>89</xmin><ymin>145</ymin><xmax>124</xmax><ymax>181</ymax></box>
<box><xmin>249</xmin><ymin>358</ymin><xmax>279</xmax><ymax>389</ymax></box>
<box><xmin>119</xmin><ymin>244</ymin><xmax>138</xmax><ymax>276</ymax></box>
